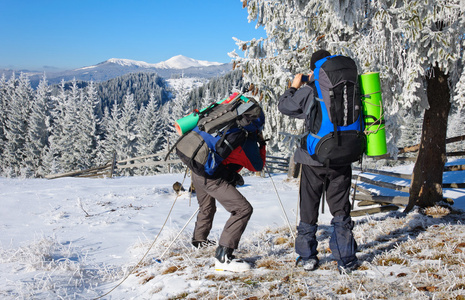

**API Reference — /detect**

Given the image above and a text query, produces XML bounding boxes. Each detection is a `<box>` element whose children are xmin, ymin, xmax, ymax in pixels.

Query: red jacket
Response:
<box><xmin>221</xmin><ymin>137</ymin><xmax>266</xmax><ymax>172</ymax></box>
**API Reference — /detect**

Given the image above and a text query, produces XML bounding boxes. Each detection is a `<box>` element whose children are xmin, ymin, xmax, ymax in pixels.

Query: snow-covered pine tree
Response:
<box><xmin>162</xmin><ymin>78</ymin><xmax>193</xmax><ymax>173</ymax></box>
<box><xmin>73</xmin><ymin>83</ymin><xmax>98</xmax><ymax>170</ymax></box>
<box><xmin>135</xmin><ymin>92</ymin><xmax>164</xmax><ymax>175</ymax></box>
<box><xmin>58</xmin><ymin>79</ymin><xmax>83</xmax><ymax>171</ymax></box>
<box><xmin>42</xmin><ymin>82</ymin><xmax>60</xmax><ymax>175</ymax></box>
<box><xmin>43</xmin><ymin>79</ymin><xmax>68</xmax><ymax>174</ymax></box>
<box><xmin>0</xmin><ymin>74</ymin><xmax>7</xmax><ymax>174</ymax></box>
<box><xmin>236</xmin><ymin>0</ymin><xmax>465</xmax><ymax>209</ymax></box>
<box><xmin>97</xmin><ymin>104</ymin><xmax>119</xmax><ymax>167</ymax></box>
<box><xmin>24</xmin><ymin>74</ymin><xmax>51</xmax><ymax>177</ymax></box>
<box><xmin>113</xmin><ymin>91</ymin><xmax>138</xmax><ymax>175</ymax></box>
<box><xmin>3</xmin><ymin>73</ymin><xmax>33</xmax><ymax>176</ymax></box>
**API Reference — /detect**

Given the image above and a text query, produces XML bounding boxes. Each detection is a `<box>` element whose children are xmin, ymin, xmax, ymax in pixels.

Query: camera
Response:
<box><xmin>301</xmin><ymin>75</ymin><xmax>309</xmax><ymax>82</ymax></box>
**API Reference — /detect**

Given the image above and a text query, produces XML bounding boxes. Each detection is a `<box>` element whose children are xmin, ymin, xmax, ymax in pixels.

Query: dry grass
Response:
<box><xmin>423</xmin><ymin>205</ymin><xmax>451</xmax><ymax>218</ymax></box>
<box><xmin>130</xmin><ymin>207</ymin><xmax>465</xmax><ymax>299</ymax></box>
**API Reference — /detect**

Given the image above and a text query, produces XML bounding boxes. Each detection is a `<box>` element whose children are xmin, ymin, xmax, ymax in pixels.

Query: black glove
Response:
<box><xmin>257</xmin><ymin>132</ymin><xmax>268</xmax><ymax>147</ymax></box>
<box><xmin>221</xmin><ymin>169</ymin><xmax>244</xmax><ymax>187</ymax></box>
<box><xmin>231</xmin><ymin>173</ymin><xmax>244</xmax><ymax>186</ymax></box>
<box><xmin>216</xmin><ymin>164</ymin><xmax>244</xmax><ymax>187</ymax></box>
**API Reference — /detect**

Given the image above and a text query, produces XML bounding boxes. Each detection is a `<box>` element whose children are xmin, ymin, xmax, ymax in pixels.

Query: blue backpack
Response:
<box><xmin>303</xmin><ymin>55</ymin><xmax>366</xmax><ymax>166</ymax></box>
<box><xmin>171</xmin><ymin>95</ymin><xmax>265</xmax><ymax>177</ymax></box>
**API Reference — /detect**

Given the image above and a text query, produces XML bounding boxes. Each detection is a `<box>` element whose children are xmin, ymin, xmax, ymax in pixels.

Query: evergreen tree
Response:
<box><xmin>163</xmin><ymin>78</ymin><xmax>192</xmax><ymax>173</ymax></box>
<box><xmin>24</xmin><ymin>74</ymin><xmax>51</xmax><ymax>177</ymax></box>
<box><xmin>135</xmin><ymin>92</ymin><xmax>164</xmax><ymax>175</ymax></box>
<box><xmin>59</xmin><ymin>79</ymin><xmax>82</xmax><ymax>171</ymax></box>
<box><xmin>117</xmin><ymin>91</ymin><xmax>138</xmax><ymax>162</ymax></box>
<box><xmin>72</xmin><ymin>83</ymin><xmax>98</xmax><ymax>170</ymax></box>
<box><xmin>99</xmin><ymin>103</ymin><xmax>119</xmax><ymax>166</ymax></box>
<box><xmin>0</xmin><ymin>74</ymin><xmax>7</xmax><ymax>173</ymax></box>
<box><xmin>100</xmin><ymin>91</ymin><xmax>139</xmax><ymax>175</ymax></box>
<box><xmin>43</xmin><ymin>80</ymin><xmax>68</xmax><ymax>174</ymax></box>
<box><xmin>237</xmin><ymin>0</ymin><xmax>465</xmax><ymax>209</ymax></box>
<box><xmin>3</xmin><ymin>73</ymin><xmax>33</xmax><ymax>176</ymax></box>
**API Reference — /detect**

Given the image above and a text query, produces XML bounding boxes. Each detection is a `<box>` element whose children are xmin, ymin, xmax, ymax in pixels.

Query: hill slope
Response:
<box><xmin>1</xmin><ymin>163</ymin><xmax>465</xmax><ymax>299</ymax></box>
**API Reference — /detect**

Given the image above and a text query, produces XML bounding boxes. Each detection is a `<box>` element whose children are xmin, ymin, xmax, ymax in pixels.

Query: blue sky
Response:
<box><xmin>0</xmin><ymin>0</ymin><xmax>265</xmax><ymax>71</ymax></box>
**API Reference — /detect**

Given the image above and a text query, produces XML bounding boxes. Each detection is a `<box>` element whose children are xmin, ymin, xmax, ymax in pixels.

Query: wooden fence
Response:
<box><xmin>45</xmin><ymin>152</ymin><xmax>181</xmax><ymax>179</ymax></box>
<box><xmin>349</xmin><ymin>134</ymin><xmax>465</xmax><ymax>216</ymax></box>
<box><xmin>45</xmin><ymin>135</ymin><xmax>465</xmax><ymax>216</ymax></box>
<box><xmin>45</xmin><ymin>152</ymin><xmax>290</xmax><ymax>180</ymax></box>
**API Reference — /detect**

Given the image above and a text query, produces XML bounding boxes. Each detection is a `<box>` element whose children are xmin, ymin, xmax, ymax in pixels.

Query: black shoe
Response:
<box><xmin>296</xmin><ymin>256</ymin><xmax>319</xmax><ymax>271</ymax></box>
<box><xmin>338</xmin><ymin>259</ymin><xmax>360</xmax><ymax>274</ymax></box>
<box><xmin>192</xmin><ymin>239</ymin><xmax>217</xmax><ymax>249</ymax></box>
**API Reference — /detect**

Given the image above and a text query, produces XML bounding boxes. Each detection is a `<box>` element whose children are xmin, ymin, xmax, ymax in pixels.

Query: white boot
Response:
<box><xmin>214</xmin><ymin>246</ymin><xmax>251</xmax><ymax>272</ymax></box>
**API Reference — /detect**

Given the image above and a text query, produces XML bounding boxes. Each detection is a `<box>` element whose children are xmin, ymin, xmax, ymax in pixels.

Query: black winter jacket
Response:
<box><xmin>278</xmin><ymin>82</ymin><xmax>323</xmax><ymax>166</ymax></box>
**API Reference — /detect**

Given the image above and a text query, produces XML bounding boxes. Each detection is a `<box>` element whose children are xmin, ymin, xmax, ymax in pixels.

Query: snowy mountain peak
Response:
<box><xmin>105</xmin><ymin>58</ymin><xmax>155</xmax><ymax>68</ymax></box>
<box><xmin>76</xmin><ymin>58</ymin><xmax>155</xmax><ymax>70</ymax></box>
<box><xmin>77</xmin><ymin>56</ymin><xmax>224</xmax><ymax>71</ymax></box>
<box><xmin>153</xmin><ymin>55</ymin><xmax>224</xmax><ymax>69</ymax></box>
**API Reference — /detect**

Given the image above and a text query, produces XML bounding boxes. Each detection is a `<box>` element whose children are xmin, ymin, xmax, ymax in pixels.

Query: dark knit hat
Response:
<box><xmin>310</xmin><ymin>50</ymin><xmax>331</xmax><ymax>70</ymax></box>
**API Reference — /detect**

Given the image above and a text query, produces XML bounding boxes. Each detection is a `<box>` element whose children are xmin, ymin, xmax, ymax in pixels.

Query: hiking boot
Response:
<box><xmin>214</xmin><ymin>245</ymin><xmax>251</xmax><ymax>272</ymax></box>
<box><xmin>192</xmin><ymin>239</ymin><xmax>217</xmax><ymax>249</ymax></box>
<box><xmin>296</xmin><ymin>256</ymin><xmax>319</xmax><ymax>271</ymax></box>
<box><xmin>338</xmin><ymin>259</ymin><xmax>360</xmax><ymax>274</ymax></box>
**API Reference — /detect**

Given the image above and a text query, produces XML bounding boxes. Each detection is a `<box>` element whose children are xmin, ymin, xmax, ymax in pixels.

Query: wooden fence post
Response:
<box><xmin>287</xmin><ymin>154</ymin><xmax>301</xmax><ymax>178</ymax></box>
<box><xmin>109</xmin><ymin>151</ymin><xmax>116</xmax><ymax>178</ymax></box>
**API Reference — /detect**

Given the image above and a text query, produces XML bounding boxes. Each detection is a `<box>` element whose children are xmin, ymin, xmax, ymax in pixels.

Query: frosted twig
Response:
<box><xmin>77</xmin><ymin>198</ymin><xmax>91</xmax><ymax>217</ymax></box>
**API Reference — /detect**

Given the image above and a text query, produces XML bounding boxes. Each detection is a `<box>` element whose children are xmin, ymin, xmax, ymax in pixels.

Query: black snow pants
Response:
<box><xmin>295</xmin><ymin>164</ymin><xmax>358</xmax><ymax>267</ymax></box>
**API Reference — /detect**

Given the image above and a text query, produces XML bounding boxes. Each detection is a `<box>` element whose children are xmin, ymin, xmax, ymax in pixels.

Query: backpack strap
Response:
<box><xmin>313</xmin><ymin>55</ymin><xmax>339</xmax><ymax>99</ymax></box>
<box><xmin>314</xmin><ymin>55</ymin><xmax>342</xmax><ymax>146</ymax></box>
<box><xmin>329</xmin><ymin>88</ymin><xmax>339</xmax><ymax>145</ymax></box>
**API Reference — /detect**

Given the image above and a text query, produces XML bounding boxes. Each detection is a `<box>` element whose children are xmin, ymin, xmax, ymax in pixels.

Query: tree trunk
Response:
<box><xmin>405</xmin><ymin>66</ymin><xmax>450</xmax><ymax>213</ymax></box>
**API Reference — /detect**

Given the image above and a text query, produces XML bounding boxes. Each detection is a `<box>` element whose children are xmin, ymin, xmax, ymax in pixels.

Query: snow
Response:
<box><xmin>153</xmin><ymin>55</ymin><xmax>223</xmax><ymax>69</ymax></box>
<box><xmin>76</xmin><ymin>56</ymin><xmax>224</xmax><ymax>71</ymax></box>
<box><xmin>1</xmin><ymin>161</ymin><xmax>465</xmax><ymax>299</ymax></box>
<box><xmin>165</xmin><ymin>77</ymin><xmax>207</xmax><ymax>92</ymax></box>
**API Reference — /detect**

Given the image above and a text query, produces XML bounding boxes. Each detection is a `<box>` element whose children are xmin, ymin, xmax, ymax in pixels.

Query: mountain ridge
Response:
<box><xmin>0</xmin><ymin>55</ymin><xmax>233</xmax><ymax>88</ymax></box>
<box><xmin>77</xmin><ymin>55</ymin><xmax>225</xmax><ymax>71</ymax></box>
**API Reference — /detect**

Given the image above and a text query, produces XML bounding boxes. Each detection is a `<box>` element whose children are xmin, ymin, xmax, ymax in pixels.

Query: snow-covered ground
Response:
<box><xmin>1</xmin><ymin>160</ymin><xmax>465</xmax><ymax>299</ymax></box>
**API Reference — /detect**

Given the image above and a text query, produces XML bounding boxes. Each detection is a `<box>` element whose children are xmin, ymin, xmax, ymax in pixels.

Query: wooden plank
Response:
<box><xmin>444</xmin><ymin>164</ymin><xmax>465</xmax><ymax>172</ymax></box>
<box><xmin>446</xmin><ymin>135</ymin><xmax>465</xmax><ymax>144</ymax></box>
<box><xmin>45</xmin><ymin>166</ymin><xmax>109</xmax><ymax>179</ymax></box>
<box><xmin>351</xmin><ymin>184</ymin><xmax>373</xmax><ymax>195</ymax></box>
<box><xmin>371</xmin><ymin>156</ymin><xmax>416</xmax><ymax>161</ymax></box>
<box><xmin>357</xmin><ymin>200</ymin><xmax>382</xmax><ymax>206</ymax></box>
<box><xmin>266</xmin><ymin>156</ymin><xmax>289</xmax><ymax>162</ymax></box>
<box><xmin>352</xmin><ymin>188</ymin><xmax>371</xmax><ymax>196</ymax></box>
<box><xmin>356</xmin><ymin>175</ymin><xmax>410</xmax><ymax>193</ymax></box>
<box><xmin>372</xmin><ymin>135</ymin><xmax>465</xmax><ymax>159</ymax></box>
<box><xmin>397</xmin><ymin>135</ymin><xmax>465</xmax><ymax>155</ymax></box>
<box><xmin>116</xmin><ymin>159</ymin><xmax>182</xmax><ymax>169</ymax></box>
<box><xmin>351</xmin><ymin>205</ymin><xmax>400</xmax><ymax>217</ymax></box>
<box><xmin>116</xmin><ymin>153</ymin><xmax>167</xmax><ymax>164</ymax></box>
<box><xmin>353</xmin><ymin>167</ymin><xmax>412</xmax><ymax>180</ymax></box>
<box><xmin>267</xmin><ymin>167</ymin><xmax>288</xmax><ymax>172</ymax></box>
<box><xmin>353</xmin><ymin>193</ymin><xmax>409</xmax><ymax>205</ymax></box>
<box><xmin>266</xmin><ymin>160</ymin><xmax>289</xmax><ymax>165</ymax></box>
<box><xmin>446</xmin><ymin>151</ymin><xmax>465</xmax><ymax>157</ymax></box>
<box><xmin>443</xmin><ymin>182</ymin><xmax>465</xmax><ymax>189</ymax></box>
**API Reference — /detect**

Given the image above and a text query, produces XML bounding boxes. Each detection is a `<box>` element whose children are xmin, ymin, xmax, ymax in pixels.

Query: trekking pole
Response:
<box><xmin>93</xmin><ymin>168</ymin><xmax>189</xmax><ymax>300</ymax></box>
<box><xmin>155</xmin><ymin>206</ymin><xmax>200</xmax><ymax>263</ymax></box>
<box><xmin>265</xmin><ymin>164</ymin><xmax>296</xmax><ymax>239</ymax></box>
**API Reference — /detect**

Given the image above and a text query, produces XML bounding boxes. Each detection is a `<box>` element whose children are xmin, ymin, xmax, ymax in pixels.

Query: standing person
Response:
<box><xmin>278</xmin><ymin>50</ymin><xmax>360</xmax><ymax>273</ymax></box>
<box><xmin>191</xmin><ymin>120</ymin><xmax>266</xmax><ymax>273</ymax></box>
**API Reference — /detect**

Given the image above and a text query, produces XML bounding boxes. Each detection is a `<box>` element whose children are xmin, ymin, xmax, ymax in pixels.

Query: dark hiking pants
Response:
<box><xmin>192</xmin><ymin>172</ymin><xmax>253</xmax><ymax>249</ymax></box>
<box><xmin>296</xmin><ymin>164</ymin><xmax>357</xmax><ymax>267</ymax></box>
